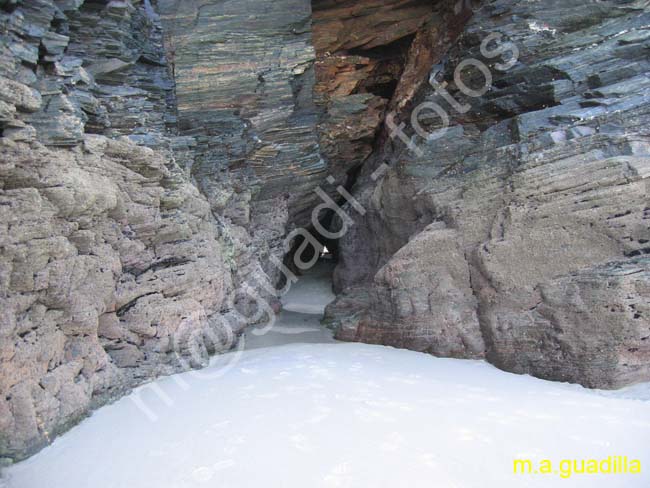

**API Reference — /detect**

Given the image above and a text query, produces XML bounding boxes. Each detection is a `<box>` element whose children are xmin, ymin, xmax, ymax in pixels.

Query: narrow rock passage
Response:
<box><xmin>243</xmin><ymin>260</ymin><xmax>337</xmax><ymax>350</ymax></box>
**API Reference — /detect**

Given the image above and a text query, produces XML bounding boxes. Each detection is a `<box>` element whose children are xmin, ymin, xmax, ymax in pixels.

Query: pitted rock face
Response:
<box><xmin>0</xmin><ymin>136</ymin><xmax>235</xmax><ymax>460</ymax></box>
<box><xmin>0</xmin><ymin>0</ymin><xmax>241</xmax><ymax>461</ymax></box>
<box><xmin>328</xmin><ymin>0</ymin><xmax>650</xmax><ymax>389</ymax></box>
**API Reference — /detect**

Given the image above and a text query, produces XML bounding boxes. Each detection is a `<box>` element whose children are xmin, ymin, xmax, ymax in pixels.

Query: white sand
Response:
<box><xmin>3</xmin><ymin>344</ymin><xmax>649</xmax><ymax>488</ymax></box>
<box><xmin>242</xmin><ymin>260</ymin><xmax>336</xmax><ymax>350</ymax></box>
<box><xmin>3</xmin><ymin>261</ymin><xmax>649</xmax><ymax>488</ymax></box>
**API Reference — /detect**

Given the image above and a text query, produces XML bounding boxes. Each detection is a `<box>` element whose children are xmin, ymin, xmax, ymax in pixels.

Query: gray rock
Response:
<box><xmin>0</xmin><ymin>76</ymin><xmax>42</xmax><ymax>112</ymax></box>
<box><xmin>486</xmin><ymin>257</ymin><xmax>650</xmax><ymax>389</ymax></box>
<box><xmin>0</xmin><ymin>136</ymin><xmax>235</xmax><ymax>460</ymax></box>
<box><xmin>158</xmin><ymin>0</ymin><xmax>325</xmax><ymax>230</ymax></box>
<box><xmin>0</xmin><ymin>0</ymin><xmax>243</xmax><ymax>462</ymax></box>
<box><xmin>332</xmin><ymin>0</ymin><xmax>650</xmax><ymax>389</ymax></box>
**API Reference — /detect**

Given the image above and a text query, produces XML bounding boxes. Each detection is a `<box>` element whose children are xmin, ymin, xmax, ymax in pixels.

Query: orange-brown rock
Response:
<box><xmin>312</xmin><ymin>0</ymin><xmax>433</xmax><ymax>54</ymax></box>
<box><xmin>312</xmin><ymin>0</ymin><xmax>473</xmax><ymax>182</ymax></box>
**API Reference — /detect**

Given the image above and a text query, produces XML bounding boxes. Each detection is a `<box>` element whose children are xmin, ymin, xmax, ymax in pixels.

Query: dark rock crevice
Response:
<box><xmin>311</xmin><ymin>0</ymin><xmax>472</xmax><ymax>182</ymax></box>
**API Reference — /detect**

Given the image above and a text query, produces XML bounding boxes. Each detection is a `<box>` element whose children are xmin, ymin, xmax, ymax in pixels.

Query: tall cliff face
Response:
<box><xmin>0</xmin><ymin>0</ymin><xmax>389</xmax><ymax>462</ymax></box>
<box><xmin>326</xmin><ymin>0</ymin><xmax>650</xmax><ymax>389</ymax></box>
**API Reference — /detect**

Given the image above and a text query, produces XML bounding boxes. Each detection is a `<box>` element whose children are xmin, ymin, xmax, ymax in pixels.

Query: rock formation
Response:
<box><xmin>312</xmin><ymin>0</ymin><xmax>472</xmax><ymax>190</ymax></box>
<box><xmin>158</xmin><ymin>0</ymin><xmax>323</xmax><ymax>230</ymax></box>
<box><xmin>0</xmin><ymin>0</ymin><xmax>298</xmax><ymax>461</ymax></box>
<box><xmin>326</xmin><ymin>0</ymin><xmax>650</xmax><ymax>389</ymax></box>
<box><xmin>0</xmin><ymin>0</ymin><xmax>234</xmax><ymax>461</ymax></box>
<box><xmin>0</xmin><ymin>0</ymin><xmax>649</xmax><ymax>464</ymax></box>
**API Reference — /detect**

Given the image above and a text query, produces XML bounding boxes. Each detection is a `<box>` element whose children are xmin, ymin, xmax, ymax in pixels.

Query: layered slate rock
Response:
<box><xmin>329</xmin><ymin>0</ymin><xmax>650</xmax><ymax>388</ymax></box>
<box><xmin>2</xmin><ymin>0</ymin><xmax>649</xmax><ymax>466</ymax></box>
<box><xmin>158</xmin><ymin>0</ymin><xmax>324</xmax><ymax>230</ymax></box>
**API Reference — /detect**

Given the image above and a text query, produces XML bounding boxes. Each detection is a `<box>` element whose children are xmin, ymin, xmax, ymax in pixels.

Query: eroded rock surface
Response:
<box><xmin>328</xmin><ymin>0</ymin><xmax>650</xmax><ymax>389</ymax></box>
<box><xmin>0</xmin><ymin>137</ymin><xmax>235</xmax><ymax>458</ymax></box>
<box><xmin>1</xmin><ymin>0</ymin><xmax>241</xmax><ymax>461</ymax></box>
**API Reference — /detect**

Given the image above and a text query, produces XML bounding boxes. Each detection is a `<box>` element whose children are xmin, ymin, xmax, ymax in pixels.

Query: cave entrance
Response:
<box><xmin>243</xmin><ymin>227</ymin><xmax>337</xmax><ymax>350</ymax></box>
<box><xmin>321</xmin><ymin>245</ymin><xmax>332</xmax><ymax>260</ymax></box>
<box><xmin>243</xmin><ymin>0</ymin><xmax>449</xmax><ymax>351</ymax></box>
<box><xmin>241</xmin><ymin>195</ymin><xmax>347</xmax><ymax>350</ymax></box>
